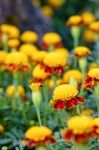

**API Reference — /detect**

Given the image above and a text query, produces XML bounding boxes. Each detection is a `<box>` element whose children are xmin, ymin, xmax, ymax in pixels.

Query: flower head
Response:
<box><xmin>0</xmin><ymin>50</ymin><xmax>7</xmax><ymax>66</ymax></box>
<box><xmin>21</xmin><ymin>31</ymin><xmax>38</xmax><ymax>43</ymax></box>
<box><xmin>42</xmin><ymin>32</ymin><xmax>62</xmax><ymax>48</ymax></box>
<box><xmin>85</xmin><ymin>68</ymin><xmax>99</xmax><ymax>89</ymax></box>
<box><xmin>19</xmin><ymin>44</ymin><xmax>37</xmax><ymax>61</ymax></box>
<box><xmin>83</xmin><ymin>29</ymin><xmax>95</xmax><ymax>43</ymax></box>
<box><xmin>63</xmin><ymin>70</ymin><xmax>82</xmax><ymax>84</ymax></box>
<box><xmin>43</xmin><ymin>51</ymin><xmax>67</xmax><ymax>75</ymax></box>
<box><xmin>47</xmin><ymin>0</ymin><xmax>64</xmax><ymax>8</ymax></box>
<box><xmin>4</xmin><ymin>51</ymin><xmax>29</xmax><ymax>72</ymax></box>
<box><xmin>41</xmin><ymin>6</ymin><xmax>53</xmax><ymax>17</ymax></box>
<box><xmin>89</xmin><ymin>21</ymin><xmax>99</xmax><ymax>33</ymax></box>
<box><xmin>54</xmin><ymin>48</ymin><xmax>69</xmax><ymax>58</ymax></box>
<box><xmin>62</xmin><ymin>115</ymin><xmax>94</xmax><ymax>143</ymax></box>
<box><xmin>8</xmin><ymin>39</ymin><xmax>20</xmax><ymax>48</ymax></box>
<box><xmin>81</xmin><ymin>11</ymin><xmax>95</xmax><ymax>25</ymax></box>
<box><xmin>0</xmin><ymin>124</ymin><xmax>4</xmax><ymax>133</ymax></box>
<box><xmin>33</xmin><ymin>50</ymin><xmax>47</xmax><ymax>63</ymax></box>
<box><xmin>74</xmin><ymin>46</ymin><xmax>91</xmax><ymax>58</ymax></box>
<box><xmin>24</xmin><ymin>126</ymin><xmax>56</xmax><ymax>148</ymax></box>
<box><xmin>50</xmin><ymin>84</ymin><xmax>84</xmax><ymax>110</ymax></box>
<box><xmin>67</xmin><ymin>15</ymin><xmax>83</xmax><ymax>27</ymax></box>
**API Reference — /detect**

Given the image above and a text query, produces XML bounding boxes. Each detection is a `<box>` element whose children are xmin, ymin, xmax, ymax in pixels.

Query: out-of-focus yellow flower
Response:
<box><xmin>8</xmin><ymin>39</ymin><xmax>20</xmax><ymax>48</ymax></box>
<box><xmin>88</xmin><ymin>68</ymin><xmax>99</xmax><ymax>80</ymax></box>
<box><xmin>25</xmin><ymin>126</ymin><xmax>52</xmax><ymax>141</ymax></box>
<box><xmin>21</xmin><ymin>31</ymin><xmax>38</xmax><ymax>43</ymax></box>
<box><xmin>19</xmin><ymin>44</ymin><xmax>37</xmax><ymax>61</ymax></box>
<box><xmin>63</xmin><ymin>70</ymin><xmax>82</xmax><ymax>84</ymax></box>
<box><xmin>33</xmin><ymin>50</ymin><xmax>47</xmax><ymax>63</ymax></box>
<box><xmin>74</xmin><ymin>46</ymin><xmax>91</xmax><ymax>58</ymax></box>
<box><xmin>24</xmin><ymin>126</ymin><xmax>56</xmax><ymax>148</ymax></box>
<box><xmin>6</xmin><ymin>85</ymin><xmax>25</xmax><ymax>97</ymax></box>
<box><xmin>49</xmin><ymin>79</ymin><xmax>63</xmax><ymax>88</ymax></box>
<box><xmin>42</xmin><ymin>32</ymin><xmax>62</xmax><ymax>46</ymax></box>
<box><xmin>67</xmin><ymin>15</ymin><xmax>83</xmax><ymax>26</ymax></box>
<box><xmin>52</xmin><ymin>84</ymin><xmax>78</xmax><ymax>101</ymax></box>
<box><xmin>1</xmin><ymin>24</ymin><xmax>20</xmax><ymax>38</ymax></box>
<box><xmin>89</xmin><ymin>21</ymin><xmax>99</xmax><ymax>33</ymax></box>
<box><xmin>43</xmin><ymin>51</ymin><xmax>66</xmax><ymax>67</ymax></box>
<box><xmin>41</xmin><ymin>6</ymin><xmax>53</xmax><ymax>17</ymax></box>
<box><xmin>83</xmin><ymin>29</ymin><xmax>95</xmax><ymax>43</ymax></box>
<box><xmin>81</xmin><ymin>109</ymin><xmax>93</xmax><ymax>116</ymax></box>
<box><xmin>47</xmin><ymin>0</ymin><xmax>64</xmax><ymax>8</ymax></box>
<box><xmin>54</xmin><ymin>48</ymin><xmax>69</xmax><ymax>58</ymax></box>
<box><xmin>0</xmin><ymin>50</ymin><xmax>7</xmax><ymax>65</ymax></box>
<box><xmin>88</xmin><ymin>63</ymin><xmax>99</xmax><ymax>70</ymax></box>
<box><xmin>29</xmin><ymin>82</ymin><xmax>41</xmax><ymax>92</ymax></box>
<box><xmin>81</xmin><ymin>11</ymin><xmax>95</xmax><ymax>25</ymax></box>
<box><xmin>0</xmin><ymin>124</ymin><xmax>4</xmax><ymax>133</ymax></box>
<box><xmin>67</xmin><ymin>116</ymin><xmax>94</xmax><ymax>134</ymax></box>
<box><xmin>32</xmin><ymin>64</ymin><xmax>49</xmax><ymax>80</ymax></box>
<box><xmin>5</xmin><ymin>51</ymin><xmax>29</xmax><ymax>72</ymax></box>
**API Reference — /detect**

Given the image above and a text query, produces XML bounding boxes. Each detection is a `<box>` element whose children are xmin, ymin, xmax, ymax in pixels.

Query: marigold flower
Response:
<box><xmin>8</xmin><ymin>39</ymin><xmax>20</xmax><ymax>48</ymax></box>
<box><xmin>67</xmin><ymin>15</ymin><xmax>83</xmax><ymax>27</ymax></box>
<box><xmin>32</xmin><ymin>64</ymin><xmax>49</xmax><ymax>83</ymax></box>
<box><xmin>62</xmin><ymin>115</ymin><xmax>94</xmax><ymax>143</ymax></box>
<box><xmin>1</xmin><ymin>24</ymin><xmax>20</xmax><ymax>38</ymax></box>
<box><xmin>63</xmin><ymin>70</ymin><xmax>82</xmax><ymax>84</ymax></box>
<box><xmin>19</xmin><ymin>44</ymin><xmax>37</xmax><ymax>61</ymax></box>
<box><xmin>4</xmin><ymin>51</ymin><xmax>29</xmax><ymax>72</ymax></box>
<box><xmin>81</xmin><ymin>109</ymin><xmax>93</xmax><ymax>116</ymax></box>
<box><xmin>24</xmin><ymin>126</ymin><xmax>56</xmax><ymax>148</ymax></box>
<box><xmin>42</xmin><ymin>33</ymin><xmax>62</xmax><ymax>48</ymax></box>
<box><xmin>50</xmin><ymin>84</ymin><xmax>84</xmax><ymax>110</ymax></box>
<box><xmin>81</xmin><ymin>12</ymin><xmax>95</xmax><ymax>25</ymax></box>
<box><xmin>74</xmin><ymin>46</ymin><xmax>91</xmax><ymax>58</ymax></box>
<box><xmin>6</xmin><ymin>85</ymin><xmax>25</xmax><ymax>97</ymax></box>
<box><xmin>54</xmin><ymin>48</ymin><xmax>69</xmax><ymax>58</ymax></box>
<box><xmin>21</xmin><ymin>31</ymin><xmax>38</xmax><ymax>43</ymax></box>
<box><xmin>83</xmin><ymin>29</ymin><xmax>95</xmax><ymax>43</ymax></box>
<box><xmin>85</xmin><ymin>68</ymin><xmax>99</xmax><ymax>89</ymax></box>
<box><xmin>43</xmin><ymin>51</ymin><xmax>67</xmax><ymax>75</ymax></box>
<box><xmin>0</xmin><ymin>124</ymin><xmax>4</xmax><ymax>133</ymax></box>
<box><xmin>33</xmin><ymin>50</ymin><xmax>47</xmax><ymax>63</ymax></box>
<box><xmin>89</xmin><ymin>21</ymin><xmax>99</xmax><ymax>33</ymax></box>
<box><xmin>49</xmin><ymin>79</ymin><xmax>63</xmax><ymax>89</ymax></box>
<box><xmin>41</xmin><ymin>6</ymin><xmax>53</xmax><ymax>17</ymax></box>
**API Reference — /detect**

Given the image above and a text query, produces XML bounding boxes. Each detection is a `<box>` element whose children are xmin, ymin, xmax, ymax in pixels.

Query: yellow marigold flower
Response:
<box><xmin>54</xmin><ymin>48</ymin><xmax>69</xmax><ymax>58</ymax></box>
<box><xmin>47</xmin><ymin>0</ymin><xmax>64</xmax><ymax>8</ymax></box>
<box><xmin>9</xmin><ymin>26</ymin><xmax>20</xmax><ymax>38</ymax></box>
<box><xmin>94</xmin><ymin>118</ymin><xmax>99</xmax><ymax>127</ymax></box>
<box><xmin>83</xmin><ymin>29</ymin><xmax>95</xmax><ymax>43</ymax></box>
<box><xmin>67</xmin><ymin>15</ymin><xmax>83</xmax><ymax>26</ymax></box>
<box><xmin>88</xmin><ymin>68</ymin><xmax>99</xmax><ymax>80</ymax></box>
<box><xmin>0</xmin><ymin>124</ymin><xmax>4</xmax><ymax>133</ymax></box>
<box><xmin>25</xmin><ymin>126</ymin><xmax>52</xmax><ymax>141</ymax></box>
<box><xmin>33</xmin><ymin>50</ymin><xmax>47</xmax><ymax>63</ymax></box>
<box><xmin>21</xmin><ymin>31</ymin><xmax>38</xmax><ymax>43</ymax></box>
<box><xmin>63</xmin><ymin>70</ymin><xmax>82</xmax><ymax>84</ymax></box>
<box><xmin>53</xmin><ymin>84</ymin><xmax>78</xmax><ymax>101</ymax></box>
<box><xmin>43</xmin><ymin>51</ymin><xmax>66</xmax><ymax>67</ymax></box>
<box><xmin>81</xmin><ymin>109</ymin><xmax>93</xmax><ymax>116</ymax></box>
<box><xmin>41</xmin><ymin>6</ymin><xmax>53</xmax><ymax>17</ymax></box>
<box><xmin>32</xmin><ymin>64</ymin><xmax>48</xmax><ymax>80</ymax></box>
<box><xmin>42</xmin><ymin>32</ymin><xmax>62</xmax><ymax>46</ymax></box>
<box><xmin>29</xmin><ymin>82</ymin><xmax>41</xmax><ymax>92</ymax></box>
<box><xmin>67</xmin><ymin>116</ymin><xmax>94</xmax><ymax>134</ymax></box>
<box><xmin>5</xmin><ymin>51</ymin><xmax>29</xmax><ymax>72</ymax></box>
<box><xmin>88</xmin><ymin>63</ymin><xmax>99</xmax><ymax>70</ymax></box>
<box><xmin>89</xmin><ymin>21</ymin><xmax>99</xmax><ymax>32</ymax></box>
<box><xmin>81</xmin><ymin>11</ymin><xmax>95</xmax><ymax>25</ymax></box>
<box><xmin>0</xmin><ymin>50</ymin><xmax>7</xmax><ymax>65</ymax></box>
<box><xmin>6</xmin><ymin>85</ymin><xmax>25</xmax><ymax>97</ymax></box>
<box><xmin>8</xmin><ymin>39</ymin><xmax>20</xmax><ymax>48</ymax></box>
<box><xmin>0</xmin><ymin>24</ymin><xmax>11</xmax><ymax>34</ymax></box>
<box><xmin>74</xmin><ymin>46</ymin><xmax>91</xmax><ymax>57</ymax></box>
<box><xmin>19</xmin><ymin>44</ymin><xmax>37</xmax><ymax>61</ymax></box>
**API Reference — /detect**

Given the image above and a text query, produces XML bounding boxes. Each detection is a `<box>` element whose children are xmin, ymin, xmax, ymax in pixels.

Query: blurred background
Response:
<box><xmin>0</xmin><ymin>0</ymin><xmax>99</xmax><ymax>48</ymax></box>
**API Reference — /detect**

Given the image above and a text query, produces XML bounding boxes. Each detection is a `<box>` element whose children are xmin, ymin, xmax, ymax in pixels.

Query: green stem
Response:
<box><xmin>73</xmin><ymin>143</ymin><xmax>89</xmax><ymax>150</ymax></box>
<box><xmin>94</xmin><ymin>84</ymin><xmax>99</xmax><ymax>116</ymax></box>
<box><xmin>2</xmin><ymin>34</ymin><xmax>8</xmax><ymax>51</ymax></box>
<box><xmin>35</xmin><ymin>105</ymin><xmax>42</xmax><ymax>126</ymax></box>
<box><xmin>52</xmin><ymin>75</ymin><xmax>57</xmax><ymax>89</ymax></box>
<box><xmin>74</xmin><ymin>37</ymin><xmax>79</xmax><ymax>48</ymax></box>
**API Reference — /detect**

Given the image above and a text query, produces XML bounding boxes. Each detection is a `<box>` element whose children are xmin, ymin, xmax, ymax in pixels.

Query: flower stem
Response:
<box><xmin>94</xmin><ymin>84</ymin><xmax>99</xmax><ymax>116</ymax></box>
<box><xmin>35</xmin><ymin>104</ymin><xmax>42</xmax><ymax>126</ymax></box>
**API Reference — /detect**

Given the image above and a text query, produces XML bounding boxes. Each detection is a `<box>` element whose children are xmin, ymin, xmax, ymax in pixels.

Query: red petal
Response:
<box><xmin>65</xmin><ymin>100</ymin><xmax>73</xmax><ymax>109</ymax></box>
<box><xmin>77</xmin><ymin>96</ymin><xmax>84</xmax><ymax>103</ymax></box>
<box><xmin>54</xmin><ymin>100</ymin><xmax>65</xmax><ymax>110</ymax></box>
<box><xmin>71</xmin><ymin>98</ymin><xmax>78</xmax><ymax>106</ymax></box>
<box><xmin>63</xmin><ymin>130</ymin><xmax>73</xmax><ymax>141</ymax></box>
<box><xmin>54</xmin><ymin>66</ymin><xmax>63</xmax><ymax>74</ymax></box>
<box><xmin>44</xmin><ymin>136</ymin><xmax>56</xmax><ymax>144</ymax></box>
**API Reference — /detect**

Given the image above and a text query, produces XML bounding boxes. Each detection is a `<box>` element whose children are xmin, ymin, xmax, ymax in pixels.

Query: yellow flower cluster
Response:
<box><xmin>88</xmin><ymin>68</ymin><xmax>99</xmax><ymax>80</ymax></box>
<box><xmin>74</xmin><ymin>46</ymin><xmax>91</xmax><ymax>57</ymax></box>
